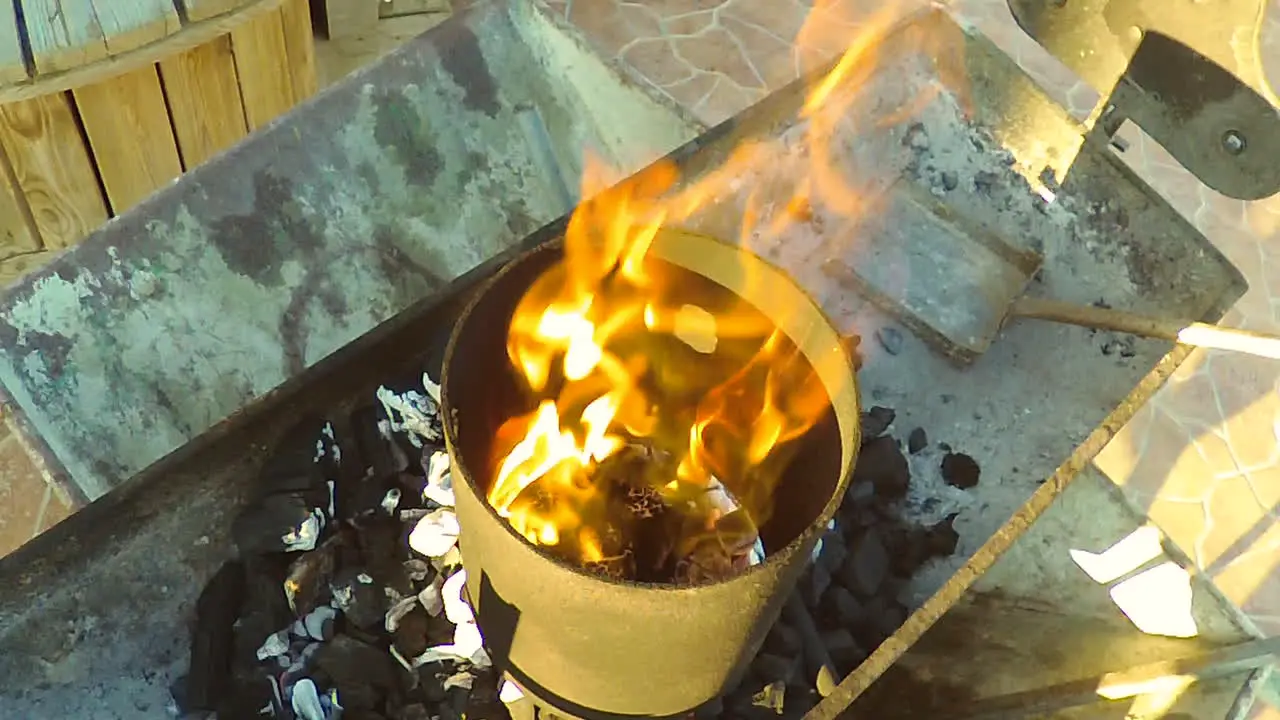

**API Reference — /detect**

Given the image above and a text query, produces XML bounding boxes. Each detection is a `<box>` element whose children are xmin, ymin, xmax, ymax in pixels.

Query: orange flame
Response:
<box><xmin>485</xmin><ymin>2</ymin><xmax>963</xmax><ymax>578</ymax></box>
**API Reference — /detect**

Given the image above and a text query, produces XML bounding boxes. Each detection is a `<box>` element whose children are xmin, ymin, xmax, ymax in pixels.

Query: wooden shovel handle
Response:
<box><xmin>1009</xmin><ymin>297</ymin><xmax>1280</xmax><ymax>360</ymax></box>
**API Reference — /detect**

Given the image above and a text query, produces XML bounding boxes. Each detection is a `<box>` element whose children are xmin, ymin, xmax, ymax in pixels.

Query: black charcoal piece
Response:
<box><xmin>764</xmin><ymin>623</ymin><xmax>803</xmax><ymax>657</ymax></box>
<box><xmin>821</xmin><ymin>586</ymin><xmax>866</xmax><ymax>627</ymax></box>
<box><xmin>188</xmin><ymin>561</ymin><xmax>247</xmax><ymax>711</ymax></box>
<box><xmin>316</xmin><ymin>635</ymin><xmax>400</xmax><ymax>692</ymax></box>
<box><xmin>261</xmin><ymin>417</ymin><xmax>335</xmax><ymax>482</ymax></box>
<box><xmin>799</xmin><ymin>564</ymin><xmax>832</xmax><ymax>608</ymax></box>
<box><xmin>391</xmin><ymin>605</ymin><xmax>432</xmax><ymax>659</ymax></box>
<box><xmin>353</xmin><ymin>405</ymin><xmax>410</xmax><ymax>477</ymax></box>
<box><xmin>284</xmin><ymin>534</ymin><xmax>341</xmax><ymax>616</ymax></box>
<box><xmin>814</xmin><ymin>529</ymin><xmax>847</xmax><ymax>575</ymax></box>
<box><xmin>823</xmin><ymin>628</ymin><xmax>866</xmax><ymax>674</ymax></box>
<box><xmin>860</xmin><ymin>406</ymin><xmax>896</xmax><ymax>437</ymax></box>
<box><xmin>337</xmin><ymin>680</ymin><xmax>382</xmax><ymax>711</ymax></box>
<box><xmin>842</xmin><ymin>530</ymin><xmax>889</xmax><ymax>598</ymax></box>
<box><xmin>886</xmin><ymin>527</ymin><xmax>930</xmax><ymax>579</ymax></box>
<box><xmin>463</xmin><ymin>668</ymin><xmax>506</xmax><ymax>720</ymax></box>
<box><xmin>331</xmin><ymin>568</ymin><xmax>390</xmax><ymax>629</ymax></box>
<box><xmin>852</xmin><ymin>436</ymin><xmax>909</xmax><ymax>500</ymax></box>
<box><xmin>874</xmin><ymin>326</ymin><xmax>904</xmax><ymax>356</ymax></box>
<box><xmin>907</xmin><ymin>427</ymin><xmax>928</xmax><ymax>455</ymax></box>
<box><xmin>398</xmin><ymin>703</ymin><xmax>433</xmax><ymax>720</ymax></box>
<box><xmin>215</xmin><ymin>675</ymin><xmax>277</xmax><ymax>719</ymax></box>
<box><xmin>694</xmin><ymin>697</ymin><xmax>725</xmax><ymax>719</ymax></box>
<box><xmin>417</xmin><ymin>662</ymin><xmax>449</xmax><ymax>703</ymax></box>
<box><xmin>925</xmin><ymin>514</ymin><xmax>960</xmax><ymax>558</ymax></box>
<box><xmin>752</xmin><ymin>653</ymin><xmax>799</xmax><ymax>685</ymax></box>
<box><xmin>940</xmin><ymin>453</ymin><xmax>980</xmax><ymax>489</ymax></box>
<box><xmin>232</xmin><ymin>493</ymin><xmax>326</xmax><ymax>555</ymax></box>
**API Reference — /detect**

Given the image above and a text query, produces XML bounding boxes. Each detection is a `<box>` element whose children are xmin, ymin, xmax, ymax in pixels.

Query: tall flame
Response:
<box><xmin>485</xmin><ymin>1</ymin><xmax>961</xmax><ymax>579</ymax></box>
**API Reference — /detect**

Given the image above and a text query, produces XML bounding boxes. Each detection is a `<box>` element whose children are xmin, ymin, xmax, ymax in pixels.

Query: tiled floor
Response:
<box><xmin>2</xmin><ymin>0</ymin><xmax>1279</xmax><ymax>712</ymax></box>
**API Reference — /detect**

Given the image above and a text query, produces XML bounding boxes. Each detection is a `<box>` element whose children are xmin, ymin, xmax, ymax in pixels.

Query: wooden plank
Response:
<box><xmin>158</xmin><ymin>36</ymin><xmax>248</xmax><ymax>168</ymax></box>
<box><xmin>279</xmin><ymin>0</ymin><xmax>317</xmax><ymax>101</ymax></box>
<box><xmin>72</xmin><ymin>66</ymin><xmax>183</xmax><ymax>213</ymax></box>
<box><xmin>89</xmin><ymin>0</ymin><xmax>183</xmax><ymax>54</ymax></box>
<box><xmin>22</xmin><ymin>0</ymin><xmax>110</xmax><ymax>73</ymax></box>
<box><xmin>380</xmin><ymin>0</ymin><xmax>449</xmax><ymax>18</ymax></box>
<box><xmin>179</xmin><ymin>0</ymin><xmax>252</xmax><ymax>22</ymax></box>
<box><xmin>0</xmin><ymin>93</ymin><xmax>110</xmax><ymax>248</ymax></box>
<box><xmin>0</xmin><ymin>2</ymin><xmax>31</xmax><ymax>84</ymax></box>
<box><xmin>0</xmin><ymin>250</ymin><xmax>61</xmax><ymax>287</ymax></box>
<box><xmin>229</xmin><ymin>8</ymin><xmax>296</xmax><ymax>130</ymax></box>
<box><xmin>0</xmin><ymin>143</ymin><xmax>39</xmax><ymax>258</ymax></box>
<box><xmin>322</xmin><ymin>0</ymin><xmax>378</xmax><ymax>41</ymax></box>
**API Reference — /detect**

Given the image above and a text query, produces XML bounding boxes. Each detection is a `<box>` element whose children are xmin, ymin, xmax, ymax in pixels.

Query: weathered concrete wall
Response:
<box><xmin>0</xmin><ymin>1</ymin><xmax>700</xmax><ymax>500</ymax></box>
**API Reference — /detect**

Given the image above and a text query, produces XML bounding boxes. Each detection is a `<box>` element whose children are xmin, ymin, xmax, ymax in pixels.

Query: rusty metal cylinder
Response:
<box><xmin>442</xmin><ymin>228</ymin><xmax>861</xmax><ymax>719</ymax></box>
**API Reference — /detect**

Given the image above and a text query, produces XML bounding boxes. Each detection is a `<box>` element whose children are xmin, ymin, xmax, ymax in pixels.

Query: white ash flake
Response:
<box><xmin>408</xmin><ymin>508</ymin><xmax>460</xmax><ymax>558</ymax></box>
<box><xmin>444</xmin><ymin>671</ymin><xmax>475</xmax><ymax>691</ymax></box>
<box><xmin>282</xmin><ymin>510</ymin><xmax>324</xmax><ymax>552</ymax></box>
<box><xmin>385</xmin><ymin>596</ymin><xmax>421</xmax><ymax>633</ymax></box>
<box><xmin>422</xmin><ymin>372</ymin><xmax>442</xmax><ymax>406</ymax></box>
<box><xmin>902</xmin><ymin>444</ymin><xmax>977</xmax><ymax>527</ymax></box>
<box><xmin>423</xmin><ymin>450</ymin><xmax>455</xmax><ymax>507</ymax></box>
<box><xmin>381</xmin><ymin>487</ymin><xmax>402</xmax><ymax>515</ymax></box>
<box><xmin>256</xmin><ymin>630</ymin><xmax>290</xmax><ymax>661</ymax></box>
<box><xmin>418</xmin><ymin>574</ymin><xmax>445</xmax><ymax>617</ymax></box>
<box><xmin>376</xmin><ymin>385</ymin><xmax>441</xmax><ymax>448</ymax></box>
<box><xmin>291</xmin><ymin>678</ymin><xmax>325</xmax><ymax>720</ymax></box>
<box><xmin>499</xmin><ymin>679</ymin><xmax>524</xmax><ymax>703</ymax></box>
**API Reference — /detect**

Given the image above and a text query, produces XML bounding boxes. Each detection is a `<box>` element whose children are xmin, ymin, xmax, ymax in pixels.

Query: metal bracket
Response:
<box><xmin>1008</xmin><ymin>0</ymin><xmax>1280</xmax><ymax>200</ymax></box>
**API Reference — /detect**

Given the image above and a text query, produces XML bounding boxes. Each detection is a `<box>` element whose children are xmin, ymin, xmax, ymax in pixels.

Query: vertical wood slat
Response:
<box><xmin>22</xmin><ymin>0</ymin><xmax>110</xmax><ymax>73</ymax></box>
<box><xmin>0</xmin><ymin>2</ymin><xmax>30</xmax><ymax>84</ymax></box>
<box><xmin>0</xmin><ymin>93</ymin><xmax>110</xmax><ymax>249</ymax></box>
<box><xmin>88</xmin><ymin>0</ymin><xmax>183</xmax><ymax>54</ymax></box>
<box><xmin>159</xmin><ymin>36</ymin><xmax>250</xmax><ymax>169</ymax></box>
<box><xmin>280</xmin><ymin>0</ymin><xmax>319</xmax><ymax>102</ymax></box>
<box><xmin>230</xmin><ymin>8</ymin><xmax>297</xmax><ymax>130</ymax></box>
<box><xmin>0</xmin><ymin>145</ymin><xmax>40</xmax><ymax>260</ymax></box>
<box><xmin>73</xmin><ymin>66</ymin><xmax>183</xmax><ymax>214</ymax></box>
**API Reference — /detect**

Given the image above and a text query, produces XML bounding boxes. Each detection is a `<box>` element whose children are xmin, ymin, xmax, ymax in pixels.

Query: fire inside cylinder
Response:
<box><xmin>487</xmin><ymin>207</ymin><xmax>831</xmax><ymax>585</ymax></box>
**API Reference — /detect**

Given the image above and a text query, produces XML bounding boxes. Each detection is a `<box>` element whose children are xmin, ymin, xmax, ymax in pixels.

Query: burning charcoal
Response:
<box><xmin>873</xmin><ymin>326</ymin><xmax>903</xmax><ymax>356</ymax></box>
<box><xmin>860</xmin><ymin>406</ymin><xmax>896</xmax><ymax>437</ymax></box>
<box><xmin>926</xmin><ymin>514</ymin><xmax>961</xmax><ymax>558</ymax></box>
<box><xmin>764</xmin><ymin>622</ymin><xmax>803</xmax><ymax>657</ymax></box>
<box><xmin>823</xmin><ymin>628</ymin><xmax>866</xmax><ymax>675</ymax></box>
<box><xmin>331</xmin><ymin>569</ymin><xmax>389</xmax><ymax>630</ymax></box>
<box><xmin>907</xmin><ymin>427</ymin><xmax>928</xmax><ymax>455</ymax></box>
<box><xmin>292</xmin><ymin>678</ymin><xmax>326</xmax><ymax>720</ymax></box>
<box><xmin>187</xmin><ymin>561</ymin><xmax>248</xmax><ymax>711</ymax></box>
<box><xmin>408</xmin><ymin>508</ymin><xmax>460</xmax><ymax>558</ymax></box>
<box><xmin>316</xmin><ymin>634</ymin><xmax>400</xmax><ymax>693</ymax></box>
<box><xmin>940</xmin><ymin>452</ymin><xmax>981</xmax><ymax>489</ymax></box>
<box><xmin>852</xmin><ymin>436</ymin><xmax>909</xmax><ymax>500</ymax></box>
<box><xmin>233</xmin><ymin>492</ymin><xmax>327</xmax><ymax>554</ymax></box>
<box><xmin>841</xmin><ymin>529</ymin><xmax>889</xmax><ymax>598</ymax></box>
<box><xmin>284</xmin><ymin>534</ymin><xmax>341</xmax><ymax>615</ymax></box>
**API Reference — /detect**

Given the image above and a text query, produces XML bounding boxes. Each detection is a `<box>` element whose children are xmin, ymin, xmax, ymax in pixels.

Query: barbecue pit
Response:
<box><xmin>0</xmin><ymin>2</ymin><xmax>1268</xmax><ymax>719</ymax></box>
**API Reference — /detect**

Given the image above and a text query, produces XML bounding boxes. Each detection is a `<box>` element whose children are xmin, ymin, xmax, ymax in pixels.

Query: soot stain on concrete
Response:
<box><xmin>436</xmin><ymin>24</ymin><xmax>500</xmax><ymax>117</ymax></box>
<box><xmin>373</xmin><ymin>91</ymin><xmax>444</xmax><ymax>187</ymax></box>
<box><xmin>24</xmin><ymin>331</ymin><xmax>74</xmax><ymax>380</ymax></box>
<box><xmin>209</xmin><ymin>172</ymin><xmax>304</xmax><ymax>287</ymax></box>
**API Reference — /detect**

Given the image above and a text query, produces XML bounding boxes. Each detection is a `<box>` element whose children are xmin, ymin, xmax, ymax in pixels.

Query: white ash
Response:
<box><xmin>291</xmin><ymin>678</ymin><xmax>325</xmax><ymax>720</ymax></box>
<box><xmin>423</xmin><ymin>450</ymin><xmax>455</xmax><ymax>507</ymax></box>
<box><xmin>408</xmin><ymin>508</ymin><xmax>460</xmax><ymax>558</ymax></box>
<box><xmin>256</xmin><ymin>630</ymin><xmax>290</xmax><ymax>661</ymax></box>
<box><xmin>281</xmin><ymin>510</ymin><xmax>325</xmax><ymax>552</ymax></box>
<box><xmin>326</xmin><ymin>480</ymin><xmax>336</xmax><ymax>520</ymax></box>
<box><xmin>418</xmin><ymin>574</ymin><xmax>445</xmax><ymax>616</ymax></box>
<box><xmin>901</xmin><ymin>443</ymin><xmax>978</xmax><ymax>527</ymax></box>
<box><xmin>500</xmin><ymin>679</ymin><xmax>524</xmax><ymax>703</ymax></box>
<box><xmin>303</xmin><ymin>606</ymin><xmax>337</xmax><ymax>641</ymax></box>
<box><xmin>444</xmin><ymin>671</ymin><xmax>475</xmax><ymax>691</ymax></box>
<box><xmin>376</xmin><ymin>385</ymin><xmax>441</xmax><ymax>447</ymax></box>
<box><xmin>381</xmin><ymin>487</ymin><xmax>402</xmax><ymax>515</ymax></box>
<box><xmin>385</xmin><ymin>596</ymin><xmax>422</xmax><ymax>633</ymax></box>
<box><xmin>441</xmin><ymin>570</ymin><xmax>472</xmax><ymax>625</ymax></box>
<box><xmin>422</xmin><ymin>372</ymin><xmax>442</xmax><ymax>406</ymax></box>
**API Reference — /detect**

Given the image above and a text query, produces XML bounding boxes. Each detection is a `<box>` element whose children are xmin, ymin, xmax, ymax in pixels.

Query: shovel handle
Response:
<box><xmin>1009</xmin><ymin>296</ymin><xmax>1280</xmax><ymax>360</ymax></box>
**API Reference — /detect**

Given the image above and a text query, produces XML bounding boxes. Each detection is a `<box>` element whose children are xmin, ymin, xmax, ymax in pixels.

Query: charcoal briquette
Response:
<box><xmin>316</xmin><ymin>635</ymin><xmax>400</xmax><ymax>693</ymax></box>
<box><xmin>907</xmin><ymin>427</ymin><xmax>928</xmax><ymax>455</ymax></box>
<box><xmin>820</xmin><ymin>586</ymin><xmax>866</xmax><ymax>628</ymax></box>
<box><xmin>840</xmin><ymin>530</ymin><xmax>889</xmax><ymax>598</ymax></box>
<box><xmin>752</xmin><ymin>653</ymin><xmax>800</xmax><ymax>685</ymax></box>
<box><xmin>232</xmin><ymin>493</ymin><xmax>327</xmax><ymax>555</ymax></box>
<box><xmin>694</xmin><ymin>696</ymin><xmax>725</xmax><ymax>719</ymax></box>
<box><xmin>417</xmin><ymin>661</ymin><xmax>449</xmax><ymax>703</ymax></box>
<box><xmin>860</xmin><ymin>406</ymin><xmax>896</xmax><ymax>437</ymax></box>
<box><xmin>799</xmin><ymin>565</ymin><xmax>832</xmax><ymax>609</ymax></box>
<box><xmin>284</xmin><ymin>534</ymin><xmax>341</xmax><ymax>616</ymax></box>
<box><xmin>925</xmin><ymin>514</ymin><xmax>960</xmax><ymax>558</ymax></box>
<box><xmin>822</xmin><ymin>628</ymin><xmax>866</xmax><ymax>675</ymax></box>
<box><xmin>814</xmin><ymin>529</ymin><xmax>847</xmax><ymax>576</ymax></box>
<box><xmin>188</xmin><ymin>560</ymin><xmax>246</xmax><ymax>711</ymax></box>
<box><xmin>330</xmin><ymin>569</ymin><xmax>390</xmax><ymax>630</ymax></box>
<box><xmin>940</xmin><ymin>453</ymin><xmax>981</xmax><ymax>489</ymax></box>
<box><xmin>873</xmin><ymin>326</ymin><xmax>904</xmax><ymax>356</ymax></box>
<box><xmin>852</xmin><ymin>436</ymin><xmax>909</xmax><ymax>500</ymax></box>
<box><xmin>398</xmin><ymin>702</ymin><xmax>433</xmax><ymax>720</ymax></box>
<box><xmin>391</xmin><ymin>605</ymin><xmax>432</xmax><ymax>659</ymax></box>
<box><xmin>764</xmin><ymin>622</ymin><xmax>803</xmax><ymax>658</ymax></box>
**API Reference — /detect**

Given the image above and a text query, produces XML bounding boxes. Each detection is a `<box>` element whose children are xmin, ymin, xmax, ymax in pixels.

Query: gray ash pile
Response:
<box><xmin>174</xmin><ymin>372</ymin><xmax>512</xmax><ymax>720</ymax></box>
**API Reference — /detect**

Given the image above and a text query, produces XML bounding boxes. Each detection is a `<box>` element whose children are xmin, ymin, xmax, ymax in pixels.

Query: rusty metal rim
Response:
<box><xmin>439</xmin><ymin>226</ymin><xmax>862</xmax><ymax>592</ymax></box>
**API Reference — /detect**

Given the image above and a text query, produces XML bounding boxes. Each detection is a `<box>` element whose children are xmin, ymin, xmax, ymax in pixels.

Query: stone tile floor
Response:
<box><xmin>0</xmin><ymin>0</ymin><xmax>1278</xmax><ymax>713</ymax></box>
